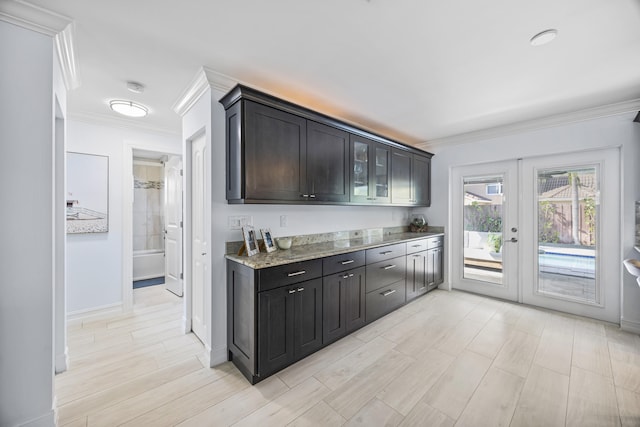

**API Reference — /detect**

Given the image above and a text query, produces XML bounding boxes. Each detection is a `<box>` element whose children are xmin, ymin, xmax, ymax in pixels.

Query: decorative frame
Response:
<box><xmin>242</xmin><ymin>225</ymin><xmax>260</xmax><ymax>256</ymax></box>
<box><xmin>66</xmin><ymin>152</ymin><xmax>109</xmax><ymax>234</ymax></box>
<box><xmin>261</xmin><ymin>228</ymin><xmax>277</xmax><ymax>253</ymax></box>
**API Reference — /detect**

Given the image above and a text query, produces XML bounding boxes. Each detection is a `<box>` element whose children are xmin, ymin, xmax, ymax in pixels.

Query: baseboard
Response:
<box><xmin>620</xmin><ymin>318</ymin><xmax>640</xmax><ymax>335</ymax></box>
<box><xmin>209</xmin><ymin>346</ymin><xmax>228</xmax><ymax>367</ymax></box>
<box><xmin>55</xmin><ymin>346</ymin><xmax>68</xmax><ymax>374</ymax></box>
<box><xmin>67</xmin><ymin>302</ymin><xmax>122</xmax><ymax>321</ymax></box>
<box><xmin>17</xmin><ymin>409</ymin><xmax>56</xmax><ymax>427</ymax></box>
<box><xmin>182</xmin><ymin>316</ymin><xmax>191</xmax><ymax>334</ymax></box>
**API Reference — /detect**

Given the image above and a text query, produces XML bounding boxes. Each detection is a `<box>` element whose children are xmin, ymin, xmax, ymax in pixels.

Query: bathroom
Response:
<box><xmin>132</xmin><ymin>157</ymin><xmax>165</xmax><ymax>287</ymax></box>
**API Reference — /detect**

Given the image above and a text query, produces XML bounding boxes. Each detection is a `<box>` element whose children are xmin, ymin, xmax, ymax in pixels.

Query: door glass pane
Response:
<box><xmin>463</xmin><ymin>176</ymin><xmax>504</xmax><ymax>285</ymax></box>
<box><xmin>536</xmin><ymin>167</ymin><xmax>597</xmax><ymax>303</ymax></box>
<box><xmin>375</xmin><ymin>147</ymin><xmax>388</xmax><ymax>197</ymax></box>
<box><xmin>353</xmin><ymin>142</ymin><xmax>368</xmax><ymax>197</ymax></box>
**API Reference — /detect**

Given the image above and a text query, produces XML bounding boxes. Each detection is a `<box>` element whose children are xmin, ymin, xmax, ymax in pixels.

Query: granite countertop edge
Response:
<box><xmin>225</xmin><ymin>231</ymin><xmax>445</xmax><ymax>269</ymax></box>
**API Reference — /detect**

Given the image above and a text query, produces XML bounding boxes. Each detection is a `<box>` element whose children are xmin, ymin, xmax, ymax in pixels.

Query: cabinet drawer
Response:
<box><xmin>258</xmin><ymin>259</ymin><xmax>322</xmax><ymax>292</ymax></box>
<box><xmin>366</xmin><ymin>243</ymin><xmax>407</xmax><ymax>264</ymax></box>
<box><xmin>366</xmin><ymin>256</ymin><xmax>406</xmax><ymax>293</ymax></box>
<box><xmin>366</xmin><ymin>280</ymin><xmax>406</xmax><ymax>322</ymax></box>
<box><xmin>322</xmin><ymin>250</ymin><xmax>365</xmax><ymax>276</ymax></box>
<box><xmin>427</xmin><ymin>236</ymin><xmax>444</xmax><ymax>249</ymax></box>
<box><xmin>406</xmin><ymin>239</ymin><xmax>429</xmax><ymax>254</ymax></box>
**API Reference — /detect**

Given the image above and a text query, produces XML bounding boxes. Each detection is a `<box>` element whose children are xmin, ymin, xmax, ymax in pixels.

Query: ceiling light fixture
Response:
<box><xmin>530</xmin><ymin>29</ymin><xmax>558</xmax><ymax>46</ymax></box>
<box><xmin>109</xmin><ymin>100</ymin><xmax>148</xmax><ymax>118</ymax></box>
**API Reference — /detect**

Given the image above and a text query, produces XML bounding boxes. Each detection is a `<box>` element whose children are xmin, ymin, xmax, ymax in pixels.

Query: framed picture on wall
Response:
<box><xmin>242</xmin><ymin>225</ymin><xmax>260</xmax><ymax>256</ymax></box>
<box><xmin>261</xmin><ymin>228</ymin><xmax>277</xmax><ymax>253</ymax></box>
<box><xmin>66</xmin><ymin>152</ymin><xmax>109</xmax><ymax>234</ymax></box>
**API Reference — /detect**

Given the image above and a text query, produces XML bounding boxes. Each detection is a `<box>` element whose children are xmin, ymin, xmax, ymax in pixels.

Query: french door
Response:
<box><xmin>451</xmin><ymin>149</ymin><xmax>620</xmax><ymax>322</ymax></box>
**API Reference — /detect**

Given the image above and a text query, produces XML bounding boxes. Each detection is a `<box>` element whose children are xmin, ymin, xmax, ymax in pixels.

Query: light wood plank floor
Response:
<box><xmin>56</xmin><ymin>285</ymin><xmax>640</xmax><ymax>426</ymax></box>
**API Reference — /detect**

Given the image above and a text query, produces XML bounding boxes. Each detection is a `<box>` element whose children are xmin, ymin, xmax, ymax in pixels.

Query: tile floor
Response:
<box><xmin>56</xmin><ymin>285</ymin><xmax>640</xmax><ymax>426</ymax></box>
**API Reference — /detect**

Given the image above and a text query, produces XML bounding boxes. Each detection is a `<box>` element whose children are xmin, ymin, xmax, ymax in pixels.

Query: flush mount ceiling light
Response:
<box><xmin>530</xmin><ymin>29</ymin><xmax>558</xmax><ymax>46</ymax></box>
<box><xmin>109</xmin><ymin>100</ymin><xmax>148</xmax><ymax>118</ymax></box>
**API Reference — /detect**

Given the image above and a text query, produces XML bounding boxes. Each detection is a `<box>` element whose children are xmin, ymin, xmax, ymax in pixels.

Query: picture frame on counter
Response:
<box><xmin>261</xmin><ymin>228</ymin><xmax>277</xmax><ymax>253</ymax></box>
<box><xmin>242</xmin><ymin>225</ymin><xmax>260</xmax><ymax>256</ymax></box>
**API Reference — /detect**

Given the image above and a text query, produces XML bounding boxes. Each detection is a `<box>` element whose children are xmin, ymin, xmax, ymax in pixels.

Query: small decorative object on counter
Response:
<box><xmin>261</xmin><ymin>228</ymin><xmax>277</xmax><ymax>253</ymax></box>
<box><xmin>239</xmin><ymin>225</ymin><xmax>260</xmax><ymax>256</ymax></box>
<box><xmin>409</xmin><ymin>214</ymin><xmax>428</xmax><ymax>232</ymax></box>
<box><xmin>275</xmin><ymin>237</ymin><xmax>292</xmax><ymax>250</ymax></box>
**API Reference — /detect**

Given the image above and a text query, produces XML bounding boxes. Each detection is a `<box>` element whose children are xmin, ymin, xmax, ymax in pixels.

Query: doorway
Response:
<box><xmin>451</xmin><ymin>148</ymin><xmax>620</xmax><ymax>322</ymax></box>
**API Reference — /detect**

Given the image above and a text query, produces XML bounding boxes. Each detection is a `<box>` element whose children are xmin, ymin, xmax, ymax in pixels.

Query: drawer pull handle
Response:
<box><xmin>288</xmin><ymin>289</ymin><xmax>296</xmax><ymax>294</ymax></box>
<box><xmin>412</xmin><ymin>244</ymin><xmax>422</xmax><ymax>248</ymax></box>
<box><xmin>309</xmin><ymin>194</ymin><xmax>316</xmax><ymax>198</ymax></box>
<box><xmin>287</xmin><ymin>270</ymin><xmax>306</xmax><ymax>277</ymax></box>
<box><xmin>380</xmin><ymin>251</ymin><xmax>393</xmax><ymax>255</ymax></box>
<box><xmin>382</xmin><ymin>289</ymin><xmax>397</xmax><ymax>297</ymax></box>
<box><xmin>341</xmin><ymin>260</ymin><xmax>355</xmax><ymax>265</ymax></box>
<box><xmin>342</xmin><ymin>273</ymin><xmax>355</xmax><ymax>279</ymax></box>
<box><xmin>383</xmin><ymin>264</ymin><xmax>396</xmax><ymax>270</ymax></box>
<box><xmin>297</xmin><ymin>287</ymin><xmax>304</xmax><ymax>292</ymax></box>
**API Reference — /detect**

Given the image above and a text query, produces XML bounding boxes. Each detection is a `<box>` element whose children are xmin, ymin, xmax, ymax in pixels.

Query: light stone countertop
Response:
<box><xmin>225</xmin><ymin>231</ymin><xmax>444</xmax><ymax>269</ymax></box>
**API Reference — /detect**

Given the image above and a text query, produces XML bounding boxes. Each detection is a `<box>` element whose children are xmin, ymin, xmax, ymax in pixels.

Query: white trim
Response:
<box><xmin>54</xmin><ymin>22</ymin><xmax>80</xmax><ymax>90</ymax></box>
<box><xmin>66</xmin><ymin>302</ymin><xmax>122</xmax><ymax>320</ymax></box>
<box><xmin>420</xmin><ymin>99</ymin><xmax>640</xmax><ymax>152</ymax></box>
<box><xmin>182</xmin><ymin>315</ymin><xmax>191</xmax><ymax>334</ymax></box>
<box><xmin>209</xmin><ymin>346</ymin><xmax>228</xmax><ymax>367</ymax></box>
<box><xmin>621</xmin><ymin>318</ymin><xmax>640</xmax><ymax>335</ymax></box>
<box><xmin>17</xmin><ymin>409</ymin><xmax>56</xmax><ymax>427</ymax></box>
<box><xmin>172</xmin><ymin>67</ymin><xmax>237</xmax><ymax>117</ymax></box>
<box><xmin>69</xmin><ymin>111</ymin><xmax>180</xmax><ymax>137</ymax></box>
<box><xmin>0</xmin><ymin>0</ymin><xmax>72</xmax><ymax>36</ymax></box>
<box><xmin>55</xmin><ymin>346</ymin><xmax>68</xmax><ymax>374</ymax></box>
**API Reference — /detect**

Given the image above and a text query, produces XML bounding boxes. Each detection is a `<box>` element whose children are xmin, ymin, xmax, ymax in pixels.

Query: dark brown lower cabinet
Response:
<box><xmin>322</xmin><ymin>266</ymin><xmax>365</xmax><ymax>344</ymax></box>
<box><xmin>258</xmin><ymin>278</ymin><xmax>322</xmax><ymax>378</ymax></box>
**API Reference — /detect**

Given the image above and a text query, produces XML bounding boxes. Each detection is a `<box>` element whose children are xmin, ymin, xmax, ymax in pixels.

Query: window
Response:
<box><xmin>486</xmin><ymin>183</ymin><xmax>503</xmax><ymax>195</ymax></box>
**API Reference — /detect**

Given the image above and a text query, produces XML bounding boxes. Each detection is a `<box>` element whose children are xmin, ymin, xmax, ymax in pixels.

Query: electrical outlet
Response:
<box><xmin>280</xmin><ymin>215</ymin><xmax>288</xmax><ymax>227</ymax></box>
<box><xmin>228</xmin><ymin>215</ymin><xmax>252</xmax><ymax>230</ymax></box>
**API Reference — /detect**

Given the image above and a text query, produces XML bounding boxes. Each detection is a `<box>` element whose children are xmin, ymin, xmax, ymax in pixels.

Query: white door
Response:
<box><xmin>190</xmin><ymin>134</ymin><xmax>208</xmax><ymax>341</ymax></box>
<box><xmin>451</xmin><ymin>149</ymin><xmax>620</xmax><ymax>322</ymax></box>
<box><xmin>520</xmin><ymin>149</ymin><xmax>620</xmax><ymax>322</ymax></box>
<box><xmin>164</xmin><ymin>155</ymin><xmax>183</xmax><ymax>296</ymax></box>
<box><xmin>451</xmin><ymin>160</ymin><xmax>520</xmax><ymax>301</ymax></box>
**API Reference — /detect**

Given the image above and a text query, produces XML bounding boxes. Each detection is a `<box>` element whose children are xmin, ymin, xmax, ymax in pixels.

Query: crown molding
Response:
<box><xmin>55</xmin><ymin>22</ymin><xmax>80</xmax><ymax>90</ymax></box>
<box><xmin>68</xmin><ymin>111</ymin><xmax>180</xmax><ymax>137</ymax></box>
<box><xmin>0</xmin><ymin>0</ymin><xmax>71</xmax><ymax>36</ymax></box>
<box><xmin>0</xmin><ymin>1</ymin><xmax>80</xmax><ymax>90</ymax></box>
<box><xmin>418</xmin><ymin>98</ymin><xmax>640</xmax><ymax>153</ymax></box>
<box><xmin>172</xmin><ymin>66</ymin><xmax>238</xmax><ymax>117</ymax></box>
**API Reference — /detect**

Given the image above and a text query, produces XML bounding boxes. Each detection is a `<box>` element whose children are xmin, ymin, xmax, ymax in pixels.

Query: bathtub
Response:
<box><xmin>133</xmin><ymin>249</ymin><xmax>165</xmax><ymax>281</ymax></box>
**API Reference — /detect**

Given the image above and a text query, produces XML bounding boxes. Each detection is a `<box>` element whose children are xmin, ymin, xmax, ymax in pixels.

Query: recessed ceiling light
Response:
<box><xmin>109</xmin><ymin>100</ymin><xmax>148</xmax><ymax>118</ymax></box>
<box><xmin>530</xmin><ymin>29</ymin><xmax>558</xmax><ymax>46</ymax></box>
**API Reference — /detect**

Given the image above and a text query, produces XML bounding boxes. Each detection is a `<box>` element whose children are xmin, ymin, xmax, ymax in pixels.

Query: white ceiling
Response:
<box><xmin>23</xmin><ymin>0</ymin><xmax>640</xmax><ymax>148</ymax></box>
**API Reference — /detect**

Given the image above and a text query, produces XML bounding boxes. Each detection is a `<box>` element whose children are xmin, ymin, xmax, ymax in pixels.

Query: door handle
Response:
<box><xmin>508</xmin><ymin>237</ymin><xmax>518</xmax><ymax>243</ymax></box>
<box><xmin>201</xmin><ymin>252</ymin><xmax>207</xmax><ymax>256</ymax></box>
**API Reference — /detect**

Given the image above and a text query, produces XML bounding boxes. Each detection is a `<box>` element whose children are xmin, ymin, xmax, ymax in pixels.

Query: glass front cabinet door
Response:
<box><xmin>350</xmin><ymin>134</ymin><xmax>390</xmax><ymax>204</ymax></box>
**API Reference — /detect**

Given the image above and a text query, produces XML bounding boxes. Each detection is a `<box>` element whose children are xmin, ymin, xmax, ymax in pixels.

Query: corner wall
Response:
<box><xmin>0</xmin><ymin>20</ymin><xmax>56</xmax><ymax>427</ymax></box>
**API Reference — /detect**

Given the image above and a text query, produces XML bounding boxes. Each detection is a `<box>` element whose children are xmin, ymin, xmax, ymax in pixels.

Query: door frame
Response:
<box><xmin>121</xmin><ymin>142</ymin><xmax>182</xmax><ymax>312</ymax></box>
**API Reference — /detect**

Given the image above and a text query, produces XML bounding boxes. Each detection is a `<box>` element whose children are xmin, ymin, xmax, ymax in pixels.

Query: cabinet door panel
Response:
<box><xmin>406</xmin><ymin>251</ymin><xmax>427</xmax><ymax>301</ymax></box>
<box><xmin>245</xmin><ymin>101</ymin><xmax>307</xmax><ymax>201</ymax></box>
<box><xmin>413</xmin><ymin>154</ymin><xmax>431</xmax><ymax>206</ymax></box>
<box><xmin>345</xmin><ymin>267</ymin><xmax>366</xmax><ymax>332</ymax></box>
<box><xmin>258</xmin><ymin>286</ymin><xmax>294</xmax><ymax>377</ymax></box>
<box><xmin>373</xmin><ymin>143</ymin><xmax>391</xmax><ymax>202</ymax></box>
<box><xmin>323</xmin><ymin>273</ymin><xmax>347</xmax><ymax>344</ymax></box>
<box><xmin>307</xmin><ymin>121</ymin><xmax>349</xmax><ymax>202</ymax></box>
<box><xmin>391</xmin><ymin>149</ymin><xmax>413</xmax><ymax>204</ymax></box>
<box><xmin>295</xmin><ymin>278</ymin><xmax>323</xmax><ymax>359</ymax></box>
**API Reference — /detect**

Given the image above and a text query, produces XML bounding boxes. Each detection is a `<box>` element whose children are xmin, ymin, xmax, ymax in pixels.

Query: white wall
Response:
<box><xmin>66</xmin><ymin>120</ymin><xmax>180</xmax><ymax>313</ymax></box>
<box><xmin>0</xmin><ymin>20</ymin><xmax>56</xmax><ymax>427</ymax></box>
<box><xmin>413</xmin><ymin>112</ymin><xmax>640</xmax><ymax>329</ymax></box>
<box><xmin>182</xmin><ymin>86</ymin><xmax>411</xmax><ymax>365</ymax></box>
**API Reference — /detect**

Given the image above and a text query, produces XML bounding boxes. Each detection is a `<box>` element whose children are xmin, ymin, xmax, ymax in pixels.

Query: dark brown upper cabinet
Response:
<box><xmin>391</xmin><ymin>150</ymin><xmax>431</xmax><ymax>206</ymax></box>
<box><xmin>220</xmin><ymin>84</ymin><xmax>433</xmax><ymax>206</ymax></box>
